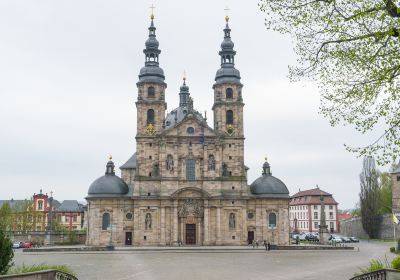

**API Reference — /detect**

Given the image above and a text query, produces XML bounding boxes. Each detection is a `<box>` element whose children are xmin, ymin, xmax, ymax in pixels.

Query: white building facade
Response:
<box><xmin>289</xmin><ymin>187</ymin><xmax>338</xmax><ymax>233</ymax></box>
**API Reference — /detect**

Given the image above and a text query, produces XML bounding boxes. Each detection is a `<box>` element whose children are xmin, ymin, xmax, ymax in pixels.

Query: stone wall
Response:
<box><xmin>7</xmin><ymin>231</ymin><xmax>86</xmax><ymax>245</ymax></box>
<box><xmin>340</xmin><ymin>214</ymin><xmax>400</xmax><ymax>239</ymax></box>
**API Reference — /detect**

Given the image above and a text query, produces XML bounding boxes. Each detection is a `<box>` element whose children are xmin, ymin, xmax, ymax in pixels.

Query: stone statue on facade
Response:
<box><xmin>152</xmin><ymin>163</ymin><xmax>159</xmax><ymax>177</ymax></box>
<box><xmin>145</xmin><ymin>213</ymin><xmax>152</xmax><ymax>230</ymax></box>
<box><xmin>222</xmin><ymin>162</ymin><xmax>229</xmax><ymax>177</ymax></box>
<box><xmin>208</xmin><ymin>155</ymin><xmax>216</xmax><ymax>171</ymax></box>
<box><xmin>229</xmin><ymin>213</ymin><xmax>235</xmax><ymax>230</ymax></box>
<box><xmin>166</xmin><ymin>155</ymin><xmax>174</xmax><ymax>171</ymax></box>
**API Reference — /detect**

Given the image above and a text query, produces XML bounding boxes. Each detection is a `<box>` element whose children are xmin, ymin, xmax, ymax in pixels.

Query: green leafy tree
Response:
<box><xmin>0</xmin><ymin>228</ymin><xmax>13</xmax><ymax>275</ymax></box>
<box><xmin>0</xmin><ymin>203</ymin><xmax>12</xmax><ymax>231</ymax></box>
<box><xmin>12</xmin><ymin>200</ymin><xmax>36</xmax><ymax>231</ymax></box>
<box><xmin>378</xmin><ymin>171</ymin><xmax>392</xmax><ymax>214</ymax></box>
<box><xmin>259</xmin><ymin>0</ymin><xmax>400</xmax><ymax>164</ymax></box>
<box><xmin>360</xmin><ymin>156</ymin><xmax>382</xmax><ymax>238</ymax></box>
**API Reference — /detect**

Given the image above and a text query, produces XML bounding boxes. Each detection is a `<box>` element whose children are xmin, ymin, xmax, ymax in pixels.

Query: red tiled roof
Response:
<box><xmin>338</xmin><ymin>212</ymin><xmax>352</xmax><ymax>220</ymax></box>
<box><xmin>292</xmin><ymin>187</ymin><xmax>331</xmax><ymax>198</ymax></box>
<box><xmin>289</xmin><ymin>187</ymin><xmax>338</xmax><ymax>205</ymax></box>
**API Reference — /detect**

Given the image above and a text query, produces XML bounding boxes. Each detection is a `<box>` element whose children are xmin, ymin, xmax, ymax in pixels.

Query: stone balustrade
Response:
<box><xmin>349</xmin><ymin>269</ymin><xmax>400</xmax><ymax>280</ymax></box>
<box><xmin>0</xmin><ymin>270</ymin><xmax>77</xmax><ymax>280</ymax></box>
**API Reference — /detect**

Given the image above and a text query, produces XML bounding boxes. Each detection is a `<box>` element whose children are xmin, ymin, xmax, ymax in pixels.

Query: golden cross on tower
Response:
<box><xmin>150</xmin><ymin>4</ymin><xmax>155</xmax><ymax>20</ymax></box>
<box><xmin>224</xmin><ymin>6</ymin><xmax>230</xmax><ymax>22</ymax></box>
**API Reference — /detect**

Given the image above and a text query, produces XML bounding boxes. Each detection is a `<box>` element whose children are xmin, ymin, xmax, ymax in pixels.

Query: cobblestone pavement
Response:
<box><xmin>13</xmin><ymin>241</ymin><xmax>396</xmax><ymax>280</ymax></box>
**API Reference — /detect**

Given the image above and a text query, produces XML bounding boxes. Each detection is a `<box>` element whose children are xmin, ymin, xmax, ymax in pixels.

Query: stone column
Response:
<box><xmin>216</xmin><ymin>207</ymin><xmax>221</xmax><ymax>244</ymax></box>
<box><xmin>204</xmin><ymin>200</ymin><xmax>209</xmax><ymax>245</ymax></box>
<box><xmin>197</xmin><ymin>221</ymin><xmax>202</xmax><ymax>245</ymax></box>
<box><xmin>256</xmin><ymin>206</ymin><xmax>262</xmax><ymax>241</ymax></box>
<box><xmin>242</xmin><ymin>208</ymin><xmax>247</xmax><ymax>244</ymax></box>
<box><xmin>173</xmin><ymin>201</ymin><xmax>178</xmax><ymax>245</ymax></box>
<box><xmin>160</xmin><ymin>206</ymin><xmax>166</xmax><ymax>245</ymax></box>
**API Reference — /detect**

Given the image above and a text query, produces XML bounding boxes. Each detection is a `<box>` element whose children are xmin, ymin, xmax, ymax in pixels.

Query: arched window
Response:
<box><xmin>147</xmin><ymin>109</ymin><xmax>155</xmax><ymax>124</ymax></box>
<box><xmin>102</xmin><ymin>212</ymin><xmax>110</xmax><ymax>230</ymax></box>
<box><xmin>147</xmin><ymin>86</ymin><xmax>155</xmax><ymax>98</ymax></box>
<box><xmin>186</xmin><ymin>159</ymin><xmax>196</xmax><ymax>181</ymax></box>
<box><xmin>226</xmin><ymin>88</ymin><xmax>233</xmax><ymax>99</ymax></box>
<box><xmin>208</xmin><ymin>155</ymin><xmax>216</xmax><ymax>171</ymax></box>
<box><xmin>226</xmin><ymin>110</ymin><xmax>234</xmax><ymax>125</ymax></box>
<box><xmin>268</xmin><ymin>212</ymin><xmax>277</xmax><ymax>229</ymax></box>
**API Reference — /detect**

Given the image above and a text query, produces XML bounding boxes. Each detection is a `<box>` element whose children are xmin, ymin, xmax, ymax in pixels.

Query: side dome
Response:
<box><xmin>87</xmin><ymin>158</ymin><xmax>129</xmax><ymax>198</ymax></box>
<box><xmin>249</xmin><ymin>159</ymin><xmax>290</xmax><ymax>198</ymax></box>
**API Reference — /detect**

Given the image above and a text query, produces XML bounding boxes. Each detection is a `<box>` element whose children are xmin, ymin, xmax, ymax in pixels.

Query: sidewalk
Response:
<box><xmin>23</xmin><ymin>244</ymin><xmax>354</xmax><ymax>253</ymax></box>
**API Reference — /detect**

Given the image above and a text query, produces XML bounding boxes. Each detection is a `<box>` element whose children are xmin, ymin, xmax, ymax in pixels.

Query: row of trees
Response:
<box><xmin>0</xmin><ymin>201</ymin><xmax>68</xmax><ymax>232</ymax></box>
<box><xmin>359</xmin><ymin>157</ymin><xmax>394</xmax><ymax>238</ymax></box>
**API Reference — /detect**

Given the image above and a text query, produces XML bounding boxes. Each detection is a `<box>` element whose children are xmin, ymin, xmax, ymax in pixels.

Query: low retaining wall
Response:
<box><xmin>0</xmin><ymin>270</ymin><xmax>77</xmax><ymax>280</ymax></box>
<box><xmin>340</xmin><ymin>214</ymin><xmax>400</xmax><ymax>239</ymax></box>
<box><xmin>6</xmin><ymin>231</ymin><xmax>86</xmax><ymax>245</ymax></box>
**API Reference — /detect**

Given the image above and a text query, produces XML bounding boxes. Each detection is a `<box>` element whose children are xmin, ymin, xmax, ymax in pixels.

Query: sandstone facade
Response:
<box><xmin>86</xmin><ymin>16</ymin><xmax>290</xmax><ymax>247</ymax></box>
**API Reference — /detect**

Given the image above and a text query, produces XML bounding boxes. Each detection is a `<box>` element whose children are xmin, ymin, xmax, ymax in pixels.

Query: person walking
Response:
<box><xmin>263</xmin><ymin>240</ymin><xmax>268</xmax><ymax>251</ymax></box>
<box><xmin>267</xmin><ymin>241</ymin><xmax>271</xmax><ymax>251</ymax></box>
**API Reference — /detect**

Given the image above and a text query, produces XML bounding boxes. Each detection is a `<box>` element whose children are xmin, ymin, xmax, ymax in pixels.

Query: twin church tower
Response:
<box><xmin>86</xmin><ymin>14</ymin><xmax>290</xmax><ymax>246</ymax></box>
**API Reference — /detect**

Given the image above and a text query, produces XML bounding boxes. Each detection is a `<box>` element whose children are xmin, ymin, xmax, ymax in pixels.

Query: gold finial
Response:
<box><xmin>183</xmin><ymin>70</ymin><xmax>186</xmax><ymax>81</ymax></box>
<box><xmin>224</xmin><ymin>6</ymin><xmax>230</xmax><ymax>22</ymax></box>
<box><xmin>109</xmin><ymin>155</ymin><xmax>112</xmax><ymax>161</ymax></box>
<box><xmin>265</xmin><ymin>156</ymin><xmax>268</xmax><ymax>161</ymax></box>
<box><xmin>150</xmin><ymin>4</ymin><xmax>155</xmax><ymax>20</ymax></box>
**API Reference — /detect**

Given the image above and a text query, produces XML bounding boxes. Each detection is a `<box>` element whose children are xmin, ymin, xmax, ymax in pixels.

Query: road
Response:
<box><xmin>13</xmin><ymin>241</ymin><xmax>397</xmax><ymax>280</ymax></box>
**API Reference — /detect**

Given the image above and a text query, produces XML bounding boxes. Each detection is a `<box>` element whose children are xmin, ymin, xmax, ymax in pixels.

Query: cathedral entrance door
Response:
<box><xmin>185</xmin><ymin>224</ymin><xmax>196</xmax><ymax>245</ymax></box>
<box><xmin>248</xmin><ymin>231</ymin><xmax>254</xmax><ymax>244</ymax></box>
<box><xmin>125</xmin><ymin>232</ymin><xmax>132</xmax><ymax>245</ymax></box>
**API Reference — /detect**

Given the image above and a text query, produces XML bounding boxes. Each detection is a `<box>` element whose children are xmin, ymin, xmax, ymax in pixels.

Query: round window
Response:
<box><xmin>187</xmin><ymin>127</ymin><xmax>195</xmax><ymax>134</ymax></box>
<box><xmin>247</xmin><ymin>212</ymin><xmax>254</xmax><ymax>219</ymax></box>
<box><xmin>126</xmin><ymin>212</ymin><xmax>133</xmax><ymax>220</ymax></box>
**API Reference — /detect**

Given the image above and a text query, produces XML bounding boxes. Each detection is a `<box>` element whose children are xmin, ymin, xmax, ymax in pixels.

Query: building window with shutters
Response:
<box><xmin>186</xmin><ymin>159</ymin><xmax>195</xmax><ymax>181</ymax></box>
<box><xmin>314</xmin><ymin>212</ymin><xmax>318</xmax><ymax>219</ymax></box>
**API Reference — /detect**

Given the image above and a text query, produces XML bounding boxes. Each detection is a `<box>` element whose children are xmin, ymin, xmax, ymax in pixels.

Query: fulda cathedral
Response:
<box><xmin>86</xmin><ymin>15</ymin><xmax>290</xmax><ymax>246</ymax></box>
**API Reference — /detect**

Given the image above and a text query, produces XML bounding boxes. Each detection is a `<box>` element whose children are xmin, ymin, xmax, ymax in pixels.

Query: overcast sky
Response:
<box><xmin>0</xmin><ymin>0</ymin><xmax>391</xmax><ymax>209</ymax></box>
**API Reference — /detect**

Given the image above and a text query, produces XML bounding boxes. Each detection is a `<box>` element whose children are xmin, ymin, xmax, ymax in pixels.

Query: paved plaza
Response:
<box><xmin>13</xmin><ymin>241</ymin><xmax>396</xmax><ymax>280</ymax></box>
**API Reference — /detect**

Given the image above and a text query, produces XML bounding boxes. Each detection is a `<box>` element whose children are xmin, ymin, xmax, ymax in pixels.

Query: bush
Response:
<box><xmin>356</xmin><ymin>259</ymin><xmax>385</xmax><ymax>276</ymax></box>
<box><xmin>390</xmin><ymin>247</ymin><xmax>396</xmax><ymax>253</ymax></box>
<box><xmin>0</xmin><ymin>229</ymin><xmax>14</xmax><ymax>275</ymax></box>
<box><xmin>7</xmin><ymin>264</ymin><xmax>76</xmax><ymax>276</ymax></box>
<box><xmin>392</xmin><ymin>257</ymin><xmax>400</xmax><ymax>270</ymax></box>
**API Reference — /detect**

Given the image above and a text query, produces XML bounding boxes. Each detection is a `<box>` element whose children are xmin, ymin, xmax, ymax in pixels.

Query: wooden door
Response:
<box><xmin>185</xmin><ymin>224</ymin><xmax>196</xmax><ymax>245</ymax></box>
<box><xmin>248</xmin><ymin>231</ymin><xmax>254</xmax><ymax>244</ymax></box>
<box><xmin>125</xmin><ymin>232</ymin><xmax>132</xmax><ymax>245</ymax></box>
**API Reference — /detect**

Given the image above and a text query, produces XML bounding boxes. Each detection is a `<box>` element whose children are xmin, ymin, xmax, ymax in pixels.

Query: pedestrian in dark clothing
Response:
<box><xmin>267</xmin><ymin>242</ymin><xmax>271</xmax><ymax>251</ymax></box>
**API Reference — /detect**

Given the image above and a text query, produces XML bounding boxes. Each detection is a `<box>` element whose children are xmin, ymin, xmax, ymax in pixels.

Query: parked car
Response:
<box><xmin>341</xmin><ymin>237</ymin><xmax>352</xmax><ymax>243</ymax></box>
<box><xmin>331</xmin><ymin>236</ymin><xmax>343</xmax><ymax>243</ymax></box>
<box><xmin>306</xmin><ymin>234</ymin><xmax>319</xmax><ymax>241</ymax></box>
<box><xmin>349</xmin><ymin>237</ymin><xmax>360</xmax><ymax>243</ymax></box>
<box><xmin>12</xmin><ymin>241</ymin><xmax>24</xmax><ymax>249</ymax></box>
<box><xmin>20</xmin><ymin>242</ymin><xmax>33</xmax><ymax>248</ymax></box>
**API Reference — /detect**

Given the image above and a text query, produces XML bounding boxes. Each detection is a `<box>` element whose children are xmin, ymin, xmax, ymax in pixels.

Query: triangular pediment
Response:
<box><xmin>162</xmin><ymin>114</ymin><xmax>217</xmax><ymax>137</ymax></box>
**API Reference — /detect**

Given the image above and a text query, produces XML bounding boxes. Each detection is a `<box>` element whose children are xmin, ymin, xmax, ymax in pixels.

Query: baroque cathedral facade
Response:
<box><xmin>86</xmin><ymin>15</ymin><xmax>290</xmax><ymax>246</ymax></box>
